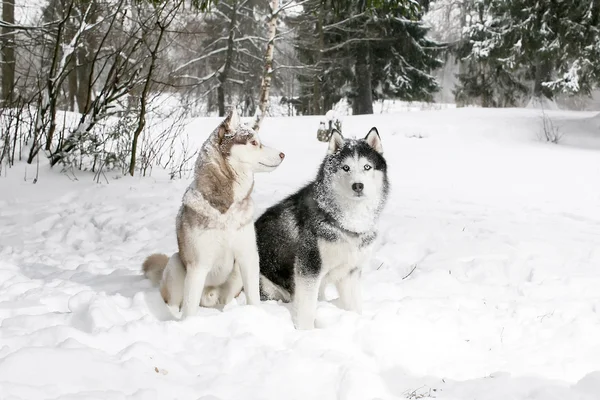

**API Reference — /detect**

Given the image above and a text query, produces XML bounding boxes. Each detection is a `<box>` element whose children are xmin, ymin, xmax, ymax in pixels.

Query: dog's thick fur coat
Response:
<box><xmin>256</xmin><ymin>128</ymin><xmax>389</xmax><ymax>329</ymax></box>
<box><xmin>142</xmin><ymin>110</ymin><xmax>284</xmax><ymax>318</ymax></box>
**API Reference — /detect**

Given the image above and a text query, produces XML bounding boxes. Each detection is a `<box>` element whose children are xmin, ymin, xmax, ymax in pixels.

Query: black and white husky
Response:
<box><xmin>256</xmin><ymin>128</ymin><xmax>389</xmax><ymax>329</ymax></box>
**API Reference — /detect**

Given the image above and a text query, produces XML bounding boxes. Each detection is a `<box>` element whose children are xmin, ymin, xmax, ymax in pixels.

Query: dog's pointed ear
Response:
<box><xmin>223</xmin><ymin>107</ymin><xmax>240</xmax><ymax>132</ymax></box>
<box><xmin>364</xmin><ymin>127</ymin><xmax>383</xmax><ymax>154</ymax></box>
<box><xmin>215</xmin><ymin>108</ymin><xmax>240</xmax><ymax>144</ymax></box>
<box><xmin>328</xmin><ymin>129</ymin><xmax>344</xmax><ymax>154</ymax></box>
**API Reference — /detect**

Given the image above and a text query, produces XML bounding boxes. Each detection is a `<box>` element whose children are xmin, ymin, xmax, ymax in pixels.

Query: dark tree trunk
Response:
<box><xmin>1</xmin><ymin>0</ymin><xmax>16</xmax><ymax>104</ymax></box>
<box><xmin>67</xmin><ymin>57</ymin><xmax>78</xmax><ymax>111</ymax></box>
<box><xmin>76</xmin><ymin>47</ymin><xmax>91</xmax><ymax>113</ymax></box>
<box><xmin>217</xmin><ymin>85</ymin><xmax>226</xmax><ymax>117</ymax></box>
<box><xmin>217</xmin><ymin>0</ymin><xmax>237</xmax><ymax>117</ymax></box>
<box><xmin>353</xmin><ymin>43</ymin><xmax>373</xmax><ymax>115</ymax></box>
<box><xmin>312</xmin><ymin>2</ymin><xmax>324</xmax><ymax>115</ymax></box>
<box><xmin>76</xmin><ymin>5</ymin><xmax>97</xmax><ymax>114</ymax></box>
<box><xmin>129</xmin><ymin>18</ymin><xmax>166</xmax><ymax>176</ymax></box>
<box><xmin>480</xmin><ymin>71</ymin><xmax>492</xmax><ymax>107</ymax></box>
<box><xmin>533</xmin><ymin>59</ymin><xmax>553</xmax><ymax>100</ymax></box>
<box><xmin>312</xmin><ymin>76</ymin><xmax>322</xmax><ymax>115</ymax></box>
<box><xmin>43</xmin><ymin>13</ymin><xmax>69</xmax><ymax>153</ymax></box>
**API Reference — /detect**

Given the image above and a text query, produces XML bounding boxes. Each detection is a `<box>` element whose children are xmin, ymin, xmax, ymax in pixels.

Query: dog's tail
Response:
<box><xmin>142</xmin><ymin>253</ymin><xmax>169</xmax><ymax>285</ymax></box>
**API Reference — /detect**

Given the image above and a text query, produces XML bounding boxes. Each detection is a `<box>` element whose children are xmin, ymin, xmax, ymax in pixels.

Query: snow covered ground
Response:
<box><xmin>1</xmin><ymin>108</ymin><xmax>600</xmax><ymax>399</ymax></box>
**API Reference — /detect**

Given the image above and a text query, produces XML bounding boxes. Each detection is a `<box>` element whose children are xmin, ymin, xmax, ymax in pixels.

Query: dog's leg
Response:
<box><xmin>318</xmin><ymin>279</ymin><xmax>328</xmax><ymax>301</ymax></box>
<box><xmin>181</xmin><ymin>265</ymin><xmax>209</xmax><ymax>319</ymax></box>
<box><xmin>234</xmin><ymin>223</ymin><xmax>261</xmax><ymax>306</ymax></box>
<box><xmin>218</xmin><ymin>261</ymin><xmax>244</xmax><ymax>305</ymax></box>
<box><xmin>335</xmin><ymin>268</ymin><xmax>362</xmax><ymax>314</ymax></box>
<box><xmin>293</xmin><ymin>273</ymin><xmax>322</xmax><ymax>330</ymax></box>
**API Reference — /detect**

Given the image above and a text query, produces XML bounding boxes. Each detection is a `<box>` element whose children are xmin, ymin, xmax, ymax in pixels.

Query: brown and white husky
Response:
<box><xmin>142</xmin><ymin>109</ymin><xmax>285</xmax><ymax>319</ymax></box>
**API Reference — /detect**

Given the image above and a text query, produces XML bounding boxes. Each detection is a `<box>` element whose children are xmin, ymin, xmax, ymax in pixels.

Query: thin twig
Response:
<box><xmin>34</xmin><ymin>149</ymin><xmax>40</xmax><ymax>184</ymax></box>
<box><xmin>402</xmin><ymin>264</ymin><xmax>418</xmax><ymax>280</ymax></box>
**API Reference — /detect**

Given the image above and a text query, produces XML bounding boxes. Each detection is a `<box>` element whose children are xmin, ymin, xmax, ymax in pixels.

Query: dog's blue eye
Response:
<box><xmin>342</xmin><ymin>165</ymin><xmax>350</xmax><ymax>172</ymax></box>
<box><xmin>364</xmin><ymin>164</ymin><xmax>372</xmax><ymax>171</ymax></box>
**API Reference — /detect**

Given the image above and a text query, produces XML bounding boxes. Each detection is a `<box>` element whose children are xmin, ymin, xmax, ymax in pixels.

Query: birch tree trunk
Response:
<box><xmin>252</xmin><ymin>0</ymin><xmax>278</xmax><ymax>132</ymax></box>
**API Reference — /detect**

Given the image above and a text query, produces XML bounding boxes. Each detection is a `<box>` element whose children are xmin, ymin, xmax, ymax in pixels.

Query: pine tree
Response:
<box><xmin>368</xmin><ymin>1</ymin><xmax>442</xmax><ymax>104</ymax></box>
<box><xmin>543</xmin><ymin>0</ymin><xmax>600</xmax><ymax>95</ymax></box>
<box><xmin>453</xmin><ymin>0</ymin><xmax>528</xmax><ymax>107</ymax></box>
<box><xmin>292</xmin><ymin>0</ymin><xmax>442</xmax><ymax>115</ymax></box>
<box><xmin>287</xmin><ymin>0</ymin><xmax>347</xmax><ymax>115</ymax></box>
<box><xmin>456</xmin><ymin>0</ymin><xmax>600</xmax><ymax>106</ymax></box>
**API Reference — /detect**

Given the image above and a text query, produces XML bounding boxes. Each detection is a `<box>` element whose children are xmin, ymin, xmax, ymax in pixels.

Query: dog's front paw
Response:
<box><xmin>166</xmin><ymin>303</ymin><xmax>182</xmax><ymax>319</ymax></box>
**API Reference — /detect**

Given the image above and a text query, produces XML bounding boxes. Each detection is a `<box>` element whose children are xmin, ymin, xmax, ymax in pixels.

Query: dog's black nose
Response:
<box><xmin>352</xmin><ymin>183</ymin><xmax>364</xmax><ymax>193</ymax></box>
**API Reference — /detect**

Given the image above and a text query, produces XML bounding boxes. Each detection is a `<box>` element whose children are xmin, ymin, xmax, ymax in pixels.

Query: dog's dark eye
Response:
<box><xmin>364</xmin><ymin>164</ymin><xmax>372</xmax><ymax>171</ymax></box>
<box><xmin>342</xmin><ymin>165</ymin><xmax>350</xmax><ymax>172</ymax></box>
<box><xmin>251</xmin><ymin>140</ymin><xmax>258</xmax><ymax>146</ymax></box>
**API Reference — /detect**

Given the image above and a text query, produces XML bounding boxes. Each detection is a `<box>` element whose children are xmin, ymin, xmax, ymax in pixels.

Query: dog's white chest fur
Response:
<box><xmin>317</xmin><ymin>234</ymin><xmax>372</xmax><ymax>282</ymax></box>
<box><xmin>194</xmin><ymin>229</ymin><xmax>233</xmax><ymax>285</ymax></box>
<box><xmin>184</xmin><ymin>205</ymin><xmax>254</xmax><ymax>286</ymax></box>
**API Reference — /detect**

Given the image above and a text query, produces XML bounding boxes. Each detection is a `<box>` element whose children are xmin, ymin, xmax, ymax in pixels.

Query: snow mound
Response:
<box><xmin>2</xmin><ymin>108</ymin><xmax>600</xmax><ymax>399</ymax></box>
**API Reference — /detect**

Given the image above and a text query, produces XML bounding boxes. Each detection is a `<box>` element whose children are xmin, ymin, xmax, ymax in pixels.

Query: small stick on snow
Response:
<box><xmin>377</xmin><ymin>262</ymin><xmax>384</xmax><ymax>270</ymax></box>
<box><xmin>402</xmin><ymin>264</ymin><xmax>418</xmax><ymax>280</ymax></box>
<box><xmin>34</xmin><ymin>150</ymin><xmax>40</xmax><ymax>184</ymax></box>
